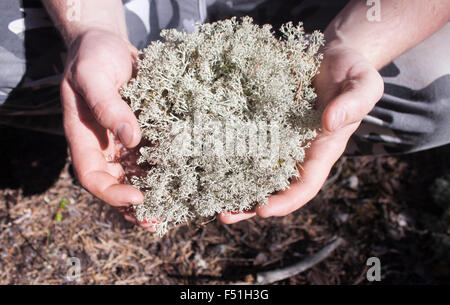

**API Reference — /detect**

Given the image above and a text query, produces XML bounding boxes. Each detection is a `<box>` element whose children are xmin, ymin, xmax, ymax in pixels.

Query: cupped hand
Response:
<box><xmin>220</xmin><ymin>44</ymin><xmax>384</xmax><ymax>224</ymax></box>
<box><xmin>60</xmin><ymin>29</ymin><xmax>154</xmax><ymax>231</ymax></box>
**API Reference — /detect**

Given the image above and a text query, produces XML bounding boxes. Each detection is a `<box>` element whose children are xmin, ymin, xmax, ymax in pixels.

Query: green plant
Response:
<box><xmin>120</xmin><ymin>17</ymin><xmax>324</xmax><ymax>235</ymax></box>
<box><xmin>55</xmin><ymin>198</ymin><xmax>70</xmax><ymax>223</ymax></box>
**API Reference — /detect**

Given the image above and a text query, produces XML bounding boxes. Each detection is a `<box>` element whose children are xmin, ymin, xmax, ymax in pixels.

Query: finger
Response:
<box><xmin>119</xmin><ymin>207</ymin><xmax>156</xmax><ymax>232</ymax></box>
<box><xmin>61</xmin><ymin>81</ymin><xmax>144</xmax><ymax>207</ymax></box>
<box><xmin>79</xmin><ymin>170</ymin><xmax>144</xmax><ymax>207</ymax></box>
<box><xmin>70</xmin><ymin>57</ymin><xmax>141</xmax><ymax>148</ymax></box>
<box><xmin>122</xmin><ymin>213</ymin><xmax>138</xmax><ymax>224</ymax></box>
<box><xmin>122</xmin><ymin>215</ymin><xmax>157</xmax><ymax>233</ymax></box>
<box><xmin>219</xmin><ymin>208</ymin><xmax>256</xmax><ymax>224</ymax></box>
<box><xmin>128</xmin><ymin>44</ymin><xmax>139</xmax><ymax>59</ymax></box>
<box><xmin>128</xmin><ymin>44</ymin><xmax>139</xmax><ymax>71</ymax></box>
<box><xmin>322</xmin><ymin>65</ymin><xmax>384</xmax><ymax>132</ymax></box>
<box><xmin>138</xmin><ymin>219</ymin><xmax>157</xmax><ymax>233</ymax></box>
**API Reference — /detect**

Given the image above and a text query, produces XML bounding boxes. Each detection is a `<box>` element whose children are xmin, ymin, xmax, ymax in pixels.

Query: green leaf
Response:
<box><xmin>59</xmin><ymin>198</ymin><xmax>70</xmax><ymax>210</ymax></box>
<box><xmin>55</xmin><ymin>212</ymin><xmax>62</xmax><ymax>222</ymax></box>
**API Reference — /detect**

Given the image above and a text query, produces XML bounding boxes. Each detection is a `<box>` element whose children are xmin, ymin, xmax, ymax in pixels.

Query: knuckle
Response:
<box><xmin>75</xmin><ymin>169</ymin><xmax>97</xmax><ymax>193</ymax></box>
<box><xmin>71</xmin><ymin>59</ymin><xmax>90</xmax><ymax>82</ymax></box>
<box><xmin>90</xmin><ymin>101</ymin><xmax>110</xmax><ymax>124</ymax></box>
<box><xmin>256</xmin><ymin>207</ymin><xmax>272</xmax><ymax>218</ymax></box>
<box><xmin>76</xmin><ymin>172</ymin><xmax>90</xmax><ymax>190</ymax></box>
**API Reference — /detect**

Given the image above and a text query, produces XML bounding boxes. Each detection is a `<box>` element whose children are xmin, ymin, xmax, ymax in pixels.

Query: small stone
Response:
<box><xmin>348</xmin><ymin>175</ymin><xmax>359</xmax><ymax>190</ymax></box>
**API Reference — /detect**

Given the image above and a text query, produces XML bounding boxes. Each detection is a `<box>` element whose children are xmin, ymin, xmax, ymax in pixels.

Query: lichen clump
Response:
<box><xmin>120</xmin><ymin>17</ymin><xmax>324</xmax><ymax>235</ymax></box>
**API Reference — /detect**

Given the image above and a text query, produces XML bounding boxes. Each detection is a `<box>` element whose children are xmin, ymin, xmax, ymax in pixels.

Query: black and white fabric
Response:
<box><xmin>1</xmin><ymin>0</ymin><xmax>449</xmax><ymax>154</ymax></box>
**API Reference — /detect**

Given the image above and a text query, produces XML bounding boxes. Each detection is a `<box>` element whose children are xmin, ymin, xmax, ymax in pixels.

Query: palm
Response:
<box><xmin>220</xmin><ymin>45</ymin><xmax>384</xmax><ymax>223</ymax></box>
<box><xmin>61</xmin><ymin>30</ymin><xmax>152</xmax><ymax>228</ymax></box>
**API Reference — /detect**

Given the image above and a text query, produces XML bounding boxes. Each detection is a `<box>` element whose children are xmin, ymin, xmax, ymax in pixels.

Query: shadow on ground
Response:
<box><xmin>0</xmin><ymin>125</ymin><xmax>67</xmax><ymax>195</ymax></box>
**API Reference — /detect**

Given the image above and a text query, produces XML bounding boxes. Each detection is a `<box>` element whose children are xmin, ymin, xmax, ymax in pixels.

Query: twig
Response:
<box><xmin>295</xmin><ymin>80</ymin><xmax>303</xmax><ymax>102</ymax></box>
<box><xmin>322</xmin><ymin>158</ymin><xmax>345</xmax><ymax>189</ymax></box>
<box><xmin>255</xmin><ymin>237</ymin><xmax>344</xmax><ymax>285</ymax></box>
<box><xmin>18</xmin><ymin>230</ymin><xmax>50</xmax><ymax>264</ymax></box>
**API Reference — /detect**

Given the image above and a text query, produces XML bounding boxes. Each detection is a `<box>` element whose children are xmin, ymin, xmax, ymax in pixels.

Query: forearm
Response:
<box><xmin>42</xmin><ymin>0</ymin><xmax>128</xmax><ymax>47</ymax></box>
<box><xmin>325</xmin><ymin>0</ymin><xmax>450</xmax><ymax>69</ymax></box>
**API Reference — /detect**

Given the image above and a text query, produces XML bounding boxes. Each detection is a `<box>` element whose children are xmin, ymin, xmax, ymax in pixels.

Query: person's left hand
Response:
<box><xmin>219</xmin><ymin>44</ymin><xmax>384</xmax><ymax>224</ymax></box>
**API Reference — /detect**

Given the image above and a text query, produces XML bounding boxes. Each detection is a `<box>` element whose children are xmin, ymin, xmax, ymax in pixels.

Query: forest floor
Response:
<box><xmin>0</xmin><ymin>125</ymin><xmax>449</xmax><ymax>284</ymax></box>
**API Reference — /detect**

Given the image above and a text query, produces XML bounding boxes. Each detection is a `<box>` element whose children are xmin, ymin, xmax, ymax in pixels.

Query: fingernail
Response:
<box><xmin>116</xmin><ymin>123</ymin><xmax>133</xmax><ymax>146</ymax></box>
<box><xmin>331</xmin><ymin>108</ymin><xmax>346</xmax><ymax>131</ymax></box>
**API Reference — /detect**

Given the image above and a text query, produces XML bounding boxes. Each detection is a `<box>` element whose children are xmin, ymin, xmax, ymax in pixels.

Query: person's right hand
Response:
<box><xmin>60</xmin><ymin>29</ymin><xmax>154</xmax><ymax>231</ymax></box>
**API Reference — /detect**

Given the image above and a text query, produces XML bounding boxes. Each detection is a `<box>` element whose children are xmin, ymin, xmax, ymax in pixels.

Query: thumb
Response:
<box><xmin>322</xmin><ymin>66</ymin><xmax>384</xmax><ymax>132</ymax></box>
<box><xmin>70</xmin><ymin>66</ymin><xmax>141</xmax><ymax>148</ymax></box>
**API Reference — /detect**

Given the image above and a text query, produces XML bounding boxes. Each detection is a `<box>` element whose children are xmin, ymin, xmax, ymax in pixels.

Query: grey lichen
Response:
<box><xmin>120</xmin><ymin>17</ymin><xmax>324</xmax><ymax>235</ymax></box>
<box><xmin>430</xmin><ymin>174</ymin><xmax>450</xmax><ymax>209</ymax></box>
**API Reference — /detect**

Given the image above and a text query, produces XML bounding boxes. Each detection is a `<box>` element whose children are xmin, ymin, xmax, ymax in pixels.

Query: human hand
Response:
<box><xmin>60</xmin><ymin>29</ymin><xmax>154</xmax><ymax>231</ymax></box>
<box><xmin>219</xmin><ymin>43</ymin><xmax>384</xmax><ymax>223</ymax></box>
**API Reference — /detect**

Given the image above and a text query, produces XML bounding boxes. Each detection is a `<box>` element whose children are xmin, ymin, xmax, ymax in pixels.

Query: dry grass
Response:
<box><xmin>0</xmin><ymin>125</ymin><xmax>449</xmax><ymax>284</ymax></box>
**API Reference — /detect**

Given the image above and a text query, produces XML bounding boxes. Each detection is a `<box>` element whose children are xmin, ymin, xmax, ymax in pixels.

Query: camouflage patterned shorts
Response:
<box><xmin>1</xmin><ymin>0</ymin><xmax>450</xmax><ymax>155</ymax></box>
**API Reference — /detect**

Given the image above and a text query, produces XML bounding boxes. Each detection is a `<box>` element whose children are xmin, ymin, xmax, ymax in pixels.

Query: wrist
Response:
<box><xmin>323</xmin><ymin>27</ymin><xmax>384</xmax><ymax>70</ymax></box>
<box><xmin>323</xmin><ymin>0</ymin><xmax>450</xmax><ymax>71</ymax></box>
<box><xmin>44</xmin><ymin>0</ymin><xmax>129</xmax><ymax>48</ymax></box>
<box><xmin>63</xmin><ymin>23</ymin><xmax>129</xmax><ymax>49</ymax></box>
